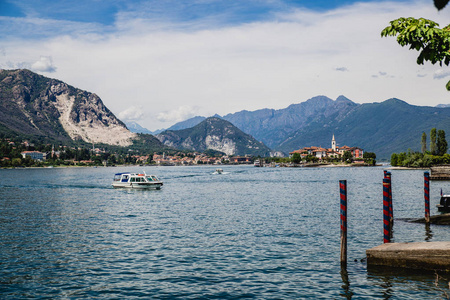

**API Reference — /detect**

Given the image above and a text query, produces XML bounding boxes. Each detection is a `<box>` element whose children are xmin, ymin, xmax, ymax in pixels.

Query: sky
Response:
<box><xmin>1</xmin><ymin>0</ymin><xmax>449</xmax><ymax>131</ymax></box>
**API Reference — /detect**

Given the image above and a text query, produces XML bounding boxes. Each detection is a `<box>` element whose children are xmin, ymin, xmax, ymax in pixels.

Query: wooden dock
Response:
<box><xmin>366</xmin><ymin>241</ymin><xmax>450</xmax><ymax>271</ymax></box>
<box><xmin>430</xmin><ymin>165</ymin><xmax>450</xmax><ymax>180</ymax></box>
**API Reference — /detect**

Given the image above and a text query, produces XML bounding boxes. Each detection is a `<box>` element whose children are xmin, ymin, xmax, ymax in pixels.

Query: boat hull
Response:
<box><xmin>437</xmin><ymin>205</ymin><xmax>450</xmax><ymax>213</ymax></box>
<box><xmin>112</xmin><ymin>182</ymin><xmax>163</xmax><ymax>189</ymax></box>
<box><xmin>437</xmin><ymin>196</ymin><xmax>450</xmax><ymax>212</ymax></box>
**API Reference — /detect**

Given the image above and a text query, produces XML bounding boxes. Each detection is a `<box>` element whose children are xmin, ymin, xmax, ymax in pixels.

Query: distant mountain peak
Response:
<box><xmin>125</xmin><ymin>121</ymin><xmax>154</xmax><ymax>134</ymax></box>
<box><xmin>157</xmin><ymin>116</ymin><xmax>270</xmax><ymax>156</ymax></box>
<box><xmin>335</xmin><ymin>95</ymin><xmax>354</xmax><ymax>104</ymax></box>
<box><xmin>383</xmin><ymin>98</ymin><xmax>410</xmax><ymax>106</ymax></box>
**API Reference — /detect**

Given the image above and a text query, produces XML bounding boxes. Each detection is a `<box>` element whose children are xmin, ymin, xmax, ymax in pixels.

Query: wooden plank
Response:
<box><xmin>430</xmin><ymin>165</ymin><xmax>450</xmax><ymax>180</ymax></box>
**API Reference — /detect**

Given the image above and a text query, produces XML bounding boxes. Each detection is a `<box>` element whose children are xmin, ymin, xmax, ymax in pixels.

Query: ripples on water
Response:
<box><xmin>1</xmin><ymin>166</ymin><xmax>450</xmax><ymax>299</ymax></box>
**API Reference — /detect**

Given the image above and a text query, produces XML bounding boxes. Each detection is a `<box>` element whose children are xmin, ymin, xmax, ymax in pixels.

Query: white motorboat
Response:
<box><xmin>112</xmin><ymin>172</ymin><xmax>163</xmax><ymax>189</ymax></box>
<box><xmin>215</xmin><ymin>168</ymin><xmax>223</xmax><ymax>174</ymax></box>
<box><xmin>254</xmin><ymin>160</ymin><xmax>262</xmax><ymax>167</ymax></box>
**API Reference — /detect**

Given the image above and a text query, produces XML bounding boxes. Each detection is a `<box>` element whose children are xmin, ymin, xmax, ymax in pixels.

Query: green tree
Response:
<box><xmin>305</xmin><ymin>154</ymin><xmax>318</xmax><ymax>163</ymax></box>
<box><xmin>437</xmin><ymin>129</ymin><xmax>448</xmax><ymax>155</ymax></box>
<box><xmin>391</xmin><ymin>153</ymin><xmax>398</xmax><ymax>166</ymax></box>
<box><xmin>398</xmin><ymin>152</ymin><xmax>407</xmax><ymax>165</ymax></box>
<box><xmin>291</xmin><ymin>152</ymin><xmax>302</xmax><ymax>164</ymax></box>
<box><xmin>363</xmin><ymin>152</ymin><xmax>376</xmax><ymax>165</ymax></box>
<box><xmin>430</xmin><ymin>128</ymin><xmax>437</xmax><ymax>155</ymax></box>
<box><xmin>11</xmin><ymin>158</ymin><xmax>22</xmax><ymax>167</ymax></box>
<box><xmin>421</xmin><ymin>132</ymin><xmax>427</xmax><ymax>154</ymax></box>
<box><xmin>381</xmin><ymin>17</ymin><xmax>450</xmax><ymax>90</ymax></box>
<box><xmin>342</xmin><ymin>151</ymin><xmax>353</xmax><ymax>163</ymax></box>
<box><xmin>435</xmin><ymin>0</ymin><xmax>449</xmax><ymax>10</ymax></box>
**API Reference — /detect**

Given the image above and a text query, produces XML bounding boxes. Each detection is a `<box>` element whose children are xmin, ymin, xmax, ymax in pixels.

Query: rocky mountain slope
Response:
<box><xmin>0</xmin><ymin>69</ymin><xmax>163</xmax><ymax>150</ymax></box>
<box><xmin>157</xmin><ymin>117</ymin><xmax>271</xmax><ymax>156</ymax></box>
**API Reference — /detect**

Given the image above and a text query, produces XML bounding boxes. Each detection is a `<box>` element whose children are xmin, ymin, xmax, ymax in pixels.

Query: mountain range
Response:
<box><xmin>156</xmin><ymin>96</ymin><xmax>450</xmax><ymax>159</ymax></box>
<box><xmin>2</xmin><ymin>69</ymin><xmax>450</xmax><ymax>159</ymax></box>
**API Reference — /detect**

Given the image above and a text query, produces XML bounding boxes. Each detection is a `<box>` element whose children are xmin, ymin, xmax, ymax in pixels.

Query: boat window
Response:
<box><xmin>147</xmin><ymin>176</ymin><xmax>153</xmax><ymax>181</ymax></box>
<box><xmin>130</xmin><ymin>177</ymin><xmax>135</xmax><ymax>182</ymax></box>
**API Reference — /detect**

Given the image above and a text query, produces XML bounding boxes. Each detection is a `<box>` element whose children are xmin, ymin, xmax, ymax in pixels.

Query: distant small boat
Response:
<box><xmin>254</xmin><ymin>160</ymin><xmax>262</xmax><ymax>167</ymax></box>
<box><xmin>437</xmin><ymin>194</ymin><xmax>450</xmax><ymax>212</ymax></box>
<box><xmin>112</xmin><ymin>172</ymin><xmax>163</xmax><ymax>189</ymax></box>
<box><xmin>215</xmin><ymin>168</ymin><xmax>223</xmax><ymax>174</ymax></box>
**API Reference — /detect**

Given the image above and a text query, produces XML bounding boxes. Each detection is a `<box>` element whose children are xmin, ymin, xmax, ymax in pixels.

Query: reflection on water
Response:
<box><xmin>340</xmin><ymin>263</ymin><xmax>353</xmax><ymax>300</ymax></box>
<box><xmin>1</xmin><ymin>166</ymin><xmax>450</xmax><ymax>298</ymax></box>
<box><xmin>425</xmin><ymin>223</ymin><xmax>434</xmax><ymax>241</ymax></box>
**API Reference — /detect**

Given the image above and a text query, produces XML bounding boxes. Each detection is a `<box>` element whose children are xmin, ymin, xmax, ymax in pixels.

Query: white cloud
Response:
<box><xmin>2</xmin><ymin>1</ymin><xmax>450</xmax><ymax>130</ymax></box>
<box><xmin>118</xmin><ymin>106</ymin><xmax>145</xmax><ymax>121</ymax></box>
<box><xmin>157</xmin><ymin>105</ymin><xmax>199</xmax><ymax>123</ymax></box>
<box><xmin>434</xmin><ymin>69</ymin><xmax>450</xmax><ymax>79</ymax></box>
<box><xmin>31</xmin><ymin>56</ymin><xmax>56</xmax><ymax>72</ymax></box>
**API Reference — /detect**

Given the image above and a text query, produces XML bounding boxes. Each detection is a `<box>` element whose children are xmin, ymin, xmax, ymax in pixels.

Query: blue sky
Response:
<box><xmin>1</xmin><ymin>1</ymin><xmax>409</xmax><ymax>25</ymax></box>
<box><xmin>0</xmin><ymin>0</ymin><xmax>448</xmax><ymax>130</ymax></box>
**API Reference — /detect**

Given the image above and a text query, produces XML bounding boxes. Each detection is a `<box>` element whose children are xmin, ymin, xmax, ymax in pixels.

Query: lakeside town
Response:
<box><xmin>1</xmin><ymin>135</ymin><xmax>375</xmax><ymax>168</ymax></box>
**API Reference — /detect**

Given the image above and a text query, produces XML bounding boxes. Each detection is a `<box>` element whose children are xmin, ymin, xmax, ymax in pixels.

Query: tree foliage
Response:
<box><xmin>291</xmin><ymin>152</ymin><xmax>302</xmax><ymax>164</ymax></box>
<box><xmin>430</xmin><ymin>128</ymin><xmax>437</xmax><ymax>155</ymax></box>
<box><xmin>435</xmin><ymin>0</ymin><xmax>450</xmax><ymax>10</ymax></box>
<box><xmin>437</xmin><ymin>129</ymin><xmax>448</xmax><ymax>155</ymax></box>
<box><xmin>390</xmin><ymin>127</ymin><xmax>448</xmax><ymax>167</ymax></box>
<box><xmin>421</xmin><ymin>132</ymin><xmax>427</xmax><ymax>154</ymax></box>
<box><xmin>342</xmin><ymin>151</ymin><xmax>353</xmax><ymax>163</ymax></box>
<box><xmin>391</xmin><ymin>153</ymin><xmax>398</xmax><ymax>166</ymax></box>
<box><xmin>381</xmin><ymin>17</ymin><xmax>450</xmax><ymax>90</ymax></box>
<box><xmin>363</xmin><ymin>151</ymin><xmax>376</xmax><ymax>165</ymax></box>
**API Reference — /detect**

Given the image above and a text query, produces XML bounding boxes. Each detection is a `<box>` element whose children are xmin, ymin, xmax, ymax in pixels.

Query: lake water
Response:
<box><xmin>1</xmin><ymin>165</ymin><xmax>450</xmax><ymax>299</ymax></box>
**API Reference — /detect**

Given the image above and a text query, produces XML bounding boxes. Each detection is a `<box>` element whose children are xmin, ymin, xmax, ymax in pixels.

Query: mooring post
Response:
<box><xmin>386</xmin><ymin>172</ymin><xmax>393</xmax><ymax>228</ymax></box>
<box><xmin>424</xmin><ymin>171</ymin><xmax>430</xmax><ymax>224</ymax></box>
<box><xmin>383</xmin><ymin>178</ymin><xmax>390</xmax><ymax>243</ymax></box>
<box><xmin>340</xmin><ymin>180</ymin><xmax>347</xmax><ymax>264</ymax></box>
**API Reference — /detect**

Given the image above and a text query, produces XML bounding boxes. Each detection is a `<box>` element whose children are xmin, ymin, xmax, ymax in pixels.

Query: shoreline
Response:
<box><xmin>2</xmin><ymin>163</ymin><xmax>382</xmax><ymax>169</ymax></box>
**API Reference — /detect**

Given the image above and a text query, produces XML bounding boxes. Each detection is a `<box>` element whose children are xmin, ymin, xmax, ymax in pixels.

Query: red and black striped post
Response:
<box><xmin>383</xmin><ymin>178</ymin><xmax>390</xmax><ymax>243</ymax></box>
<box><xmin>386</xmin><ymin>172</ymin><xmax>393</xmax><ymax>228</ymax></box>
<box><xmin>424</xmin><ymin>171</ymin><xmax>430</xmax><ymax>224</ymax></box>
<box><xmin>340</xmin><ymin>180</ymin><xmax>347</xmax><ymax>264</ymax></box>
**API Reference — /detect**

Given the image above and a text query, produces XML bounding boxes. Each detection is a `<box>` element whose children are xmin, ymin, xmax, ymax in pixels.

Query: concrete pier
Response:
<box><xmin>366</xmin><ymin>241</ymin><xmax>450</xmax><ymax>271</ymax></box>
